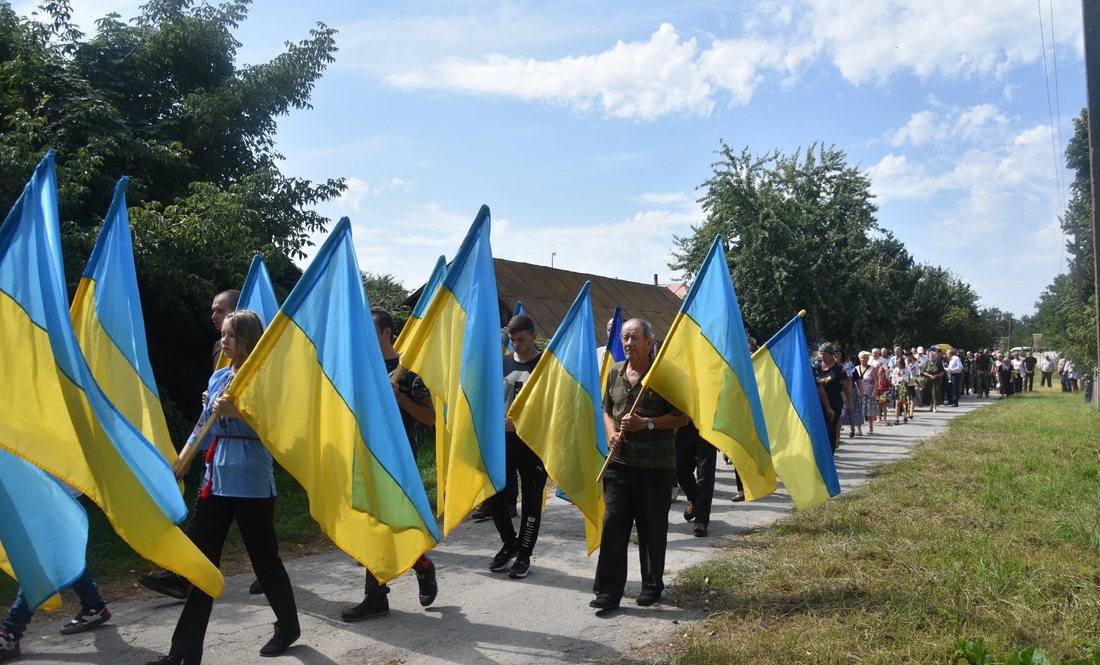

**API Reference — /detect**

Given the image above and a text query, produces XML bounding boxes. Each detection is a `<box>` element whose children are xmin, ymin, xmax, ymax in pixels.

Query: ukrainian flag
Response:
<box><xmin>398</xmin><ymin>205</ymin><xmax>505</xmax><ymax>535</ymax></box>
<box><xmin>509</xmin><ymin>282</ymin><xmax>607</xmax><ymax>554</ymax></box>
<box><xmin>394</xmin><ymin>255</ymin><xmax>450</xmax><ymax>516</ymax></box>
<box><xmin>0</xmin><ymin>449</ymin><xmax>87</xmax><ymax>611</ymax></box>
<box><xmin>752</xmin><ymin>312</ymin><xmax>840</xmax><ymax>510</ymax></box>
<box><xmin>642</xmin><ymin>234</ymin><xmax>776</xmax><ymax>500</ymax></box>
<box><xmin>215</xmin><ymin>253</ymin><xmax>280</xmax><ymax>369</ymax></box>
<box><xmin>503</xmin><ymin>300</ymin><xmax>525</xmax><ymax>355</ymax></box>
<box><xmin>0</xmin><ymin>152</ymin><xmax>224</xmax><ymax>597</ymax></box>
<box><xmin>227</xmin><ymin>218</ymin><xmax>439</xmax><ymax>582</ymax></box>
<box><xmin>598</xmin><ymin>305</ymin><xmax>626</xmax><ymax>392</ymax></box>
<box><xmin>70</xmin><ymin>177</ymin><xmax>175</xmax><ymax>465</ymax></box>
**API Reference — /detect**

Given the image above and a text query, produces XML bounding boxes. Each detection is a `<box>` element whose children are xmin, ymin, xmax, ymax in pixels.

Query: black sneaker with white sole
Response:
<box><xmin>489</xmin><ymin>544</ymin><xmax>519</xmax><ymax>572</ymax></box>
<box><xmin>508</xmin><ymin>556</ymin><xmax>530</xmax><ymax>579</ymax></box>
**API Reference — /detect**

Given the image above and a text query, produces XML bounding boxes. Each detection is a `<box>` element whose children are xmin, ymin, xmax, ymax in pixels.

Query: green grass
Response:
<box><xmin>0</xmin><ymin>425</ymin><xmax>441</xmax><ymax>602</ymax></box>
<box><xmin>670</xmin><ymin>390</ymin><xmax>1100</xmax><ymax>664</ymax></box>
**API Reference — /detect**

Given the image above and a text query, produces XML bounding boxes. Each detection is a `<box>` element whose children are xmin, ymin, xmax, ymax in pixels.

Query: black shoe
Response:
<box><xmin>145</xmin><ymin>655</ymin><xmax>198</xmax><ymax>665</ymax></box>
<box><xmin>508</xmin><ymin>556</ymin><xmax>530</xmax><ymax>579</ymax></box>
<box><xmin>416</xmin><ymin>560</ymin><xmax>438</xmax><ymax>607</ymax></box>
<box><xmin>259</xmin><ymin>627</ymin><xmax>299</xmax><ymax>657</ymax></box>
<box><xmin>636</xmin><ymin>592</ymin><xmax>661</xmax><ymax>606</ymax></box>
<box><xmin>589</xmin><ymin>595</ymin><xmax>619</xmax><ymax>610</ymax></box>
<box><xmin>341</xmin><ymin>595</ymin><xmax>389</xmax><ymax>621</ymax></box>
<box><xmin>470</xmin><ymin>503</ymin><xmax>492</xmax><ymax>522</ymax></box>
<box><xmin>0</xmin><ymin>626</ymin><xmax>20</xmax><ymax>662</ymax></box>
<box><xmin>682</xmin><ymin>502</ymin><xmax>695</xmax><ymax>522</ymax></box>
<box><xmin>138</xmin><ymin>571</ymin><xmax>191</xmax><ymax>600</ymax></box>
<box><xmin>489</xmin><ymin>544</ymin><xmax>519</xmax><ymax>572</ymax></box>
<box><xmin>731</xmin><ymin>491</ymin><xmax>745</xmax><ymax>503</ymax></box>
<box><xmin>693</xmin><ymin>522</ymin><xmax>708</xmax><ymax>537</ymax></box>
<box><xmin>249</xmin><ymin>578</ymin><xmax>264</xmax><ymax>595</ymax></box>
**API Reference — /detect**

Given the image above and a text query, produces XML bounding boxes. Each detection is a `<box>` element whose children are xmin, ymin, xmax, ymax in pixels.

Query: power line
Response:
<box><xmin>1047</xmin><ymin>0</ymin><xmax>1068</xmax><ymax>205</ymax></box>
<box><xmin>1036</xmin><ymin>0</ymin><xmax>1066</xmax><ymax>216</ymax></box>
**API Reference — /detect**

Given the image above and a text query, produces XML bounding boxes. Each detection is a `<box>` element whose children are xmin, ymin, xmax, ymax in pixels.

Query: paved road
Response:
<box><xmin>20</xmin><ymin>398</ymin><xmax>991</xmax><ymax>664</ymax></box>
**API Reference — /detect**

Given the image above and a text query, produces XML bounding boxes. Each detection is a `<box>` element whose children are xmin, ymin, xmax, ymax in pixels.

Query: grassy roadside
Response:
<box><xmin>669</xmin><ymin>390</ymin><xmax>1100</xmax><ymax>664</ymax></box>
<box><xmin>0</xmin><ymin>428</ymin><xmax>440</xmax><ymax>606</ymax></box>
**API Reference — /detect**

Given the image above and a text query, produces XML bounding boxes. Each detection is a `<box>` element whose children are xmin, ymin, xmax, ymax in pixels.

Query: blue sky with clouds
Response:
<box><xmin>43</xmin><ymin>0</ymin><xmax>1087</xmax><ymax>319</ymax></box>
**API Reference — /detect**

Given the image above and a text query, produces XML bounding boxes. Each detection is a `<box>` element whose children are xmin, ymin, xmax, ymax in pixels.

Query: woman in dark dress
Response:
<box><xmin>814</xmin><ymin>344</ymin><xmax>851</xmax><ymax>453</ymax></box>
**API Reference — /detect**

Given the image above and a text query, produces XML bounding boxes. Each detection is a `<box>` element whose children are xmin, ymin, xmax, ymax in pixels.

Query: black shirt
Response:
<box><xmin>814</xmin><ymin>363</ymin><xmax>846</xmax><ymax>410</ymax></box>
<box><xmin>385</xmin><ymin>356</ymin><xmax>431</xmax><ymax>456</ymax></box>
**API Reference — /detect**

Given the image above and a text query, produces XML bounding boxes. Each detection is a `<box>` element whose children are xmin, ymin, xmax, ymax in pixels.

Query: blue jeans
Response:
<box><xmin>949</xmin><ymin>374</ymin><xmax>961</xmax><ymax>405</ymax></box>
<box><xmin>4</xmin><ymin>567</ymin><xmax>102</xmax><ymax>636</ymax></box>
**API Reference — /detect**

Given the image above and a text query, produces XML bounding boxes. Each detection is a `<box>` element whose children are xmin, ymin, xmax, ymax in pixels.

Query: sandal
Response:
<box><xmin>694</xmin><ymin>522</ymin><xmax>708</xmax><ymax>537</ymax></box>
<box><xmin>682</xmin><ymin>503</ymin><xmax>695</xmax><ymax>522</ymax></box>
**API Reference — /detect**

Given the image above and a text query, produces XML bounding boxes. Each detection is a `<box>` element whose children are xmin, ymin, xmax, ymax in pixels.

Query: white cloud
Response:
<box><xmin>887</xmin><ymin>111</ymin><xmax>946</xmax><ymax>147</ymax></box>
<box><xmin>383</xmin><ymin>2</ymin><xmax>1082</xmax><ymax>121</ymax></box>
<box><xmin>639</xmin><ymin>192</ymin><xmax>687</xmax><ymax>204</ymax></box>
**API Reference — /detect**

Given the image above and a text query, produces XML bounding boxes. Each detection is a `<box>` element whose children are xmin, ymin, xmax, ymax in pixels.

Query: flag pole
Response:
<box><xmin>595</xmin><ymin>388</ymin><xmax>646</xmax><ymax>481</ymax></box>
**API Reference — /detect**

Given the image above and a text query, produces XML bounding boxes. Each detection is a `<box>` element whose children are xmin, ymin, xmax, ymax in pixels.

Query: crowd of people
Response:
<box><xmin>1</xmin><ymin>294</ymin><xmax>1089</xmax><ymax>662</ymax></box>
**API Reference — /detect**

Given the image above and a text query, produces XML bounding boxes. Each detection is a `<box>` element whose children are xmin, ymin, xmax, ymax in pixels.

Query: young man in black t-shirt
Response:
<box><xmin>486</xmin><ymin>315</ymin><xmax>548</xmax><ymax>579</ymax></box>
<box><xmin>340</xmin><ymin>307</ymin><xmax>438</xmax><ymax>621</ymax></box>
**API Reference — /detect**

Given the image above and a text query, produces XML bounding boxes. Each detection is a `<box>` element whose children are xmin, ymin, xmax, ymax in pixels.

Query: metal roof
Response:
<box><xmin>402</xmin><ymin>258</ymin><xmax>685</xmax><ymax>345</ymax></box>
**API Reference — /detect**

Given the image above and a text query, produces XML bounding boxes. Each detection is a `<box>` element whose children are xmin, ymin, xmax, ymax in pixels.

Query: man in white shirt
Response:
<box><xmin>946</xmin><ymin>349</ymin><xmax>963</xmax><ymax>407</ymax></box>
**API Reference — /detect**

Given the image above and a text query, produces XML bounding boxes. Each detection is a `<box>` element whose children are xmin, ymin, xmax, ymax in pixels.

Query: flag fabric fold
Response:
<box><xmin>215</xmin><ymin>253</ymin><xmax>280</xmax><ymax>369</ymax></box>
<box><xmin>397</xmin><ymin>205</ymin><xmax>505</xmax><ymax>535</ymax></box>
<box><xmin>0</xmin><ymin>152</ymin><xmax>224</xmax><ymax>598</ymax></box>
<box><xmin>641</xmin><ymin>234</ymin><xmax>776</xmax><ymax>500</ymax></box>
<box><xmin>508</xmin><ymin>282</ymin><xmax>607</xmax><ymax>554</ymax></box>
<box><xmin>227</xmin><ymin>217</ymin><xmax>439</xmax><ymax>583</ymax></box>
<box><xmin>0</xmin><ymin>449</ymin><xmax>87</xmax><ymax>611</ymax></box>
<box><xmin>504</xmin><ymin>300</ymin><xmax>525</xmax><ymax>355</ymax></box>
<box><xmin>394</xmin><ymin>255</ymin><xmax>450</xmax><ymax>516</ymax></box>
<box><xmin>70</xmin><ymin>176</ymin><xmax>176</xmax><ymax>466</ymax></box>
<box><xmin>598</xmin><ymin>305</ymin><xmax>626</xmax><ymax>392</ymax></box>
<box><xmin>752</xmin><ymin>313</ymin><xmax>840</xmax><ymax>510</ymax></box>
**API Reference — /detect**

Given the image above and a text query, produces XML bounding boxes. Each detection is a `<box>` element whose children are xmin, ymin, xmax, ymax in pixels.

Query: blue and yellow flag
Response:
<box><xmin>215</xmin><ymin>253</ymin><xmax>280</xmax><ymax>369</ymax></box>
<box><xmin>503</xmin><ymin>300</ymin><xmax>525</xmax><ymax>355</ymax></box>
<box><xmin>227</xmin><ymin>218</ymin><xmax>439</xmax><ymax>582</ymax></box>
<box><xmin>752</xmin><ymin>312</ymin><xmax>840</xmax><ymax>510</ymax></box>
<box><xmin>0</xmin><ymin>449</ymin><xmax>87</xmax><ymax>611</ymax></box>
<box><xmin>0</xmin><ymin>153</ymin><xmax>223</xmax><ymax>597</ymax></box>
<box><xmin>598</xmin><ymin>305</ymin><xmax>626</xmax><ymax>392</ymax></box>
<box><xmin>642</xmin><ymin>235</ymin><xmax>776</xmax><ymax>500</ymax></box>
<box><xmin>394</xmin><ymin>255</ymin><xmax>450</xmax><ymax>516</ymax></box>
<box><xmin>398</xmin><ymin>205</ymin><xmax>505</xmax><ymax>535</ymax></box>
<box><xmin>71</xmin><ymin>177</ymin><xmax>176</xmax><ymax>465</ymax></box>
<box><xmin>509</xmin><ymin>282</ymin><xmax>607</xmax><ymax>554</ymax></box>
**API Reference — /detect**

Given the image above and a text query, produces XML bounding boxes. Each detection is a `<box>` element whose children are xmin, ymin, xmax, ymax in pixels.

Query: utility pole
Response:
<box><xmin>1084</xmin><ymin>0</ymin><xmax>1100</xmax><ymax>408</ymax></box>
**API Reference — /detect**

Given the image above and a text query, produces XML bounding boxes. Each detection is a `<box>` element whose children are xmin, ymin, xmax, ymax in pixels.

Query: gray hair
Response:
<box><xmin>622</xmin><ymin>318</ymin><xmax>653</xmax><ymax>341</ymax></box>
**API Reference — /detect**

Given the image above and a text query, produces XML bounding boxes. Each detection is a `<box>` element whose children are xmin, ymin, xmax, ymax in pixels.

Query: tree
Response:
<box><xmin>0</xmin><ymin>0</ymin><xmax>344</xmax><ymax>440</ymax></box>
<box><xmin>361</xmin><ymin>272</ymin><xmax>411</xmax><ymax>333</ymax></box>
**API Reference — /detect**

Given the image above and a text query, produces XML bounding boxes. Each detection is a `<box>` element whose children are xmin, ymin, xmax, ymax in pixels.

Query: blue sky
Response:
<box><xmin>44</xmin><ymin>0</ymin><xmax>1087</xmax><ymax>319</ymax></box>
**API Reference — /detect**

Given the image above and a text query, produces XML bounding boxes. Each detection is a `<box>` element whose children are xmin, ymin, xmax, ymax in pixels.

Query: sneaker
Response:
<box><xmin>416</xmin><ymin>560</ymin><xmax>438</xmax><ymax>607</ymax></box>
<box><xmin>470</xmin><ymin>503</ymin><xmax>492</xmax><ymax>522</ymax></box>
<box><xmin>489</xmin><ymin>544</ymin><xmax>519</xmax><ymax>572</ymax></box>
<box><xmin>340</xmin><ymin>595</ymin><xmax>389</xmax><ymax>621</ymax></box>
<box><xmin>60</xmin><ymin>603</ymin><xmax>111</xmax><ymax>635</ymax></box>
<box><xmin>508</xmin><ymin>556</ymin><xmax>531</xmax><ymax>579</ymax></box>
<box><xmin>0</xmin><ymin>626</ymin><xmax>20</xmax><ymax>661</ymax></box>
<box><xmin>138</xmin><ymin>571</ymin><xmax>190</xmax><ymax>600</ymax></box>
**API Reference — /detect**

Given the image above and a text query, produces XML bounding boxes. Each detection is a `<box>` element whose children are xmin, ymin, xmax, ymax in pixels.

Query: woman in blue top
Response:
<box><xmin>148</xmin><ymin>310</ymin><xmax>299</xmax><ymax>665</ymax></box>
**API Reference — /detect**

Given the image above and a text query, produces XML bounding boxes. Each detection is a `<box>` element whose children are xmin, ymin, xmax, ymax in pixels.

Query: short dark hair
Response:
<box><xmin>216</xmin><ymin>289</ymin><xmax>241</xmax><ymax>308</ymax></box>
<box><xmin>507</xmin><ymin>314</ymin><xmax>535</xmax><ymax>336</ymax></box>
<box><xmin>371</xmin><ymin>306</ymin><xmax>395</xmax><ymax>342</ymax></box>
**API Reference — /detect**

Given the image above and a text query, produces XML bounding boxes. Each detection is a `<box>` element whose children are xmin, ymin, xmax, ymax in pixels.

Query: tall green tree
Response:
<box><xmin>671</xmin><ymin>141</ymin><xmax>997</xmax><ymax>351</ymax></box>
<box><xmin>0</xmin><ymin>0</ymin><xmax>344</xmax><ymax>439</ymax></box>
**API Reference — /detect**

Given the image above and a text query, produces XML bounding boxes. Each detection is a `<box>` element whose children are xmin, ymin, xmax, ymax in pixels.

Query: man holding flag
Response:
<box><xmin>592</xmin><ymin>319</ymin><xmax>687</xmax><ymax>611</ymax></box>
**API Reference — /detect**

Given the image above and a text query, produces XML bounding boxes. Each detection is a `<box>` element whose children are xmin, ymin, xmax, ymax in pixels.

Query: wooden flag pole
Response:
<box><xmin>595</xmin><ymin>387</ymin><xmax>647</xmax><ymax>482</ymax></box>
<box><xmin>172</xmin><ymin>416</ymin><xmax>215</xmax><ymax>480</ymax></box>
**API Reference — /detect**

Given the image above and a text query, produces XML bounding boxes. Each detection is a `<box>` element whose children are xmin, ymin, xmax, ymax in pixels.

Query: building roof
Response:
<box><xmin>404</xmin><ymin>258</ymin><xmax>686</xmax><ymax>345</ymax></box>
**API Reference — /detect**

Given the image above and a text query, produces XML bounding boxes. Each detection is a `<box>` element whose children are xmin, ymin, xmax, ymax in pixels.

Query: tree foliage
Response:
<box><xmin>361</xmin><ymin>271</ymin><xmax>411</xmax><ymax>333</ymax></box>
<box><xmin>0</xmin><ymin>0</ymin><xmax>344</xmax><ymax>440</ymax></box>
<box><xmin>1034</xmin><ymin>109</ymin><xmax>1098</xmax><ymax>372</ymax></box>
<box><xmin>671</xmin><ymin>142</ymin><xmax>997</xmax><ymax>351</ymax></box>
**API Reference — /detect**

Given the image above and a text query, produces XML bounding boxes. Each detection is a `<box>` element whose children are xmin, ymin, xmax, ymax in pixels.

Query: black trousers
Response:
<box><xmin>488</xmin><ymin>435</ymin><xmax>547</xmax><ymax>557</ymax></box>
<box><xmin>593</xmin><ymin>463</ymin><xmax>673</xmax><ymax>602</ymax></box>
<box><xmin>1041</xmin><ymin>371</ymin><xmax>1053</xmax><ymax>387</ymax></box>
<box><xmin>674</xmin><ymin>425</ymin><xmax>717</xmax><ymax>524</ymax></box>
<box><xmin>364</xmin><ymin>556</ymin><xmax>432</xmax><ymax>597</ymax></box>
<box><xmin>822</xmin><ymin>403</ymin><xmax>842</xmax><ymax>453</ymax></box>
<box><xmin>170</xmin><ymin>495</ymin><xmax>298</xmax><ymax>661</ymax></box>
<box><xmin>1024</xmin><ymin>372</ymin><xmax>1034</xmax><ymax>391</ymax></box>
